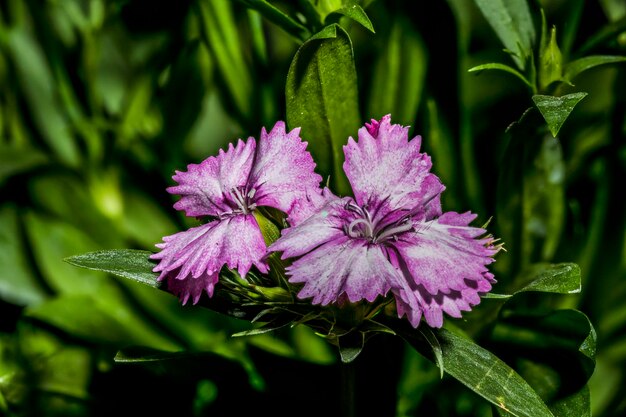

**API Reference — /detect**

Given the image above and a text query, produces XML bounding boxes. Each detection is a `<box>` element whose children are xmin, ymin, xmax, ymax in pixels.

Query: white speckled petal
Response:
<box><xmin>286</xmin><ymin>236</ymin><xmax>403</xmax><ymax>305</ymax></box>
<box><xmin>150</xmin><ymin>214</ymin><xmax>268</xmax><ymax>302</ymax></box>
<box><xmin>167</xmin><ymin>138</ymin><xmax>256</xmax><ymax>217</ymax></box>
<box><xmin>390</xmin><ymin>211</ymin><xmax>499</xmax><ymax>328</ymax></box>
<box><xmin>343</xmin><ymin>115</ymin><xmax>444</xmax><ymax>217</ymax></box>
<box><xmin>268</xmin><ymin>195</ymin><xmax>347</xmax><ymax>259</ymax></box>
<box><xmin>249</xmin><ymin>121</ymin><xmax>323</xmax><ymax>216</ymax></box>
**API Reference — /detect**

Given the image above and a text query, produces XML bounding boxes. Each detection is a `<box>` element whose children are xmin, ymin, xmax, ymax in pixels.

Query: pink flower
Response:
<box><xmin>151</xmin><ymin>122</ymin><xmax>322</xmax><ymax>304</ymax></box>
<box><xmin>269</xmin><ymin>115</ymin><xmax>500</xmax><ymax>328</ymax></box>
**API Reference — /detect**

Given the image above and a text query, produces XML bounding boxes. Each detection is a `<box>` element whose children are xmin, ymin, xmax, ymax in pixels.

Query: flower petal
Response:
<box><xmin>162</xmin><ymin>271</ymin><xmax>219</xmax><ymax>305</ymax></box>
<box><xmin>343</xmin><ymin>114</ymin><xmax>444</xmax><ymax>217</ymax></box>
<box><xmin>167</xmin><ymin>139</ymin><xmax>256</xmax><ymax>217</ymax></box>
<box><xmin>249</xmin><ymin>121</ymin><xmax>323</xmax><ymax>216</ymax></box>
<box><xmin>287</xmin><ymin>237</ymin><xmax>403</xmax><ymax>305</ymax></box>
<box><xmin>393</xmin><ymin>211</ymin><xmax>497</xmax><ymax>295</ymax></box>
<box><xmin>151</xmin><ymin>215</ymin><xmax>268</xmax><ymax>290</ymax></box>
<box><xmin>389</xmin><ymin>211</ymin><xmax>499</xmax><ymax>328</ymax></box>
<box><xmin>269</xmin><ymin>195</ymin><xmax>347</xmax><ymax>259</ymax></box>
<box><xmin>286</xmin><ymin>187</ymin><xmax>337</xmax><ymax>227</ymax></box>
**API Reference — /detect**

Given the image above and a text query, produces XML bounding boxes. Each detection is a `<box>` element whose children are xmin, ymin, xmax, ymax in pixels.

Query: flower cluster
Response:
<box><xmin>152</xmin><ymin>115</ymin><xmax>500</xmax><ymax>328</ymax></box>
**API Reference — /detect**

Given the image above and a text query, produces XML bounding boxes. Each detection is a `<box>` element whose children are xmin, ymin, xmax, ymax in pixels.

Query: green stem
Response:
<box><xmin>341</xmin><ymin>361</ymin><xmax>356</xmax><ymax>417</ymax></box>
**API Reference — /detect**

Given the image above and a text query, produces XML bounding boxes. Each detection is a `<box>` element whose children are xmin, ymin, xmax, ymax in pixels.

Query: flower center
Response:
<box><xmin>344</xmin><ymin>201</ymin><xmax>414</xmax><ymax>244</ymax></box>
<box><xmin>228</xmin><ymin>186</ymin><xmax>257</xmax><ymax>215</ymax></box>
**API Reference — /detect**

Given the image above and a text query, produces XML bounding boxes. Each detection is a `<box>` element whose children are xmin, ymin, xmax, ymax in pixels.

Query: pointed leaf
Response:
<box><xmin>484</xmin><ymin>263</ymin><xmax>581</xmax><ymax>299</ymax></box>
<box><xmin>532</xmin><ymin>93</ymin><xmax>588</xmax><ymax>137</ymax></box>
<box><xmin>238</xmin><ymin>0</ymin><xmax>309</xmax><ymax>41</ymax></box>
<box><xmin>396</xmin><ymin>323</ymin><xmax>555</xmax><ymax>417</ymax></box>
<box><xmin>326</xmin><ymin>3</ymin><xmax>375</xmax><ymax>33</ymax></box>
<box><xmin>64</xmin><ymin>249</ymin><xmax>158</xmax><ymax>287</ymax></box>
<box><xmin>286</xmin><ymin>24</ymin><xmax>360</xmax><ymax>195</ymax></box>
<box><xmin>469</xmin><ymin>63</ymin><xmax>535</xmax><ymax>91</ymax></box>
<box><xmin>419</xmin><ymin>327</ymin><xmax>444</xmax><ymax>379</ymax></box>
<box><xmin>473</xmin><ymin>0</ymin><xmax>536</xmax><ymax>69</ymax></box>
<box><xmin>564</xmin><ymin>55</ymin><xmax>626</xmax><ymax>83</ymax></box>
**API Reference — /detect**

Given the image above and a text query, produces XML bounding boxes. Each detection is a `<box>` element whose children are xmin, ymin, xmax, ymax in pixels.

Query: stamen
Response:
<box><xmin>347</xmin><ymin>218</ymin><xmax>374</xmax><ymax>239</ymax></box>
<box><xmin>374</xmin><ymin>220</ymin><xmax>414</xmax><ymax>243</ymax></box>
<box><xmin>228</xmin><ymin>186</ymin><xmax>256</xmax><ymax>215</ymax></box>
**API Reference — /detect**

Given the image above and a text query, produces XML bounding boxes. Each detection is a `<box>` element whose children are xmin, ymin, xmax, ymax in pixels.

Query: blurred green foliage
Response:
<box><xmin>0</xmin><ymin>0</ymin><xmax>625</xmax><ymax>416</ymax></box>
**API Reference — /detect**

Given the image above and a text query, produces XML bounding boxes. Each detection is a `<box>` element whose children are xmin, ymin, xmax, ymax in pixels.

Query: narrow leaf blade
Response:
<box><xmin>473</xmin><ymin>0</ymin><xmax>536</xmax><ymax>69</ymax></box>
<box><xmin>396</xmin><ymin>324</ymin><xmax>555</xmax><ymax>417</ymax></box>
<box><xmin>564</xmin><ymin>55</ymin><xmax>626</xmax><ymax>82</ymax></box>
<box><xmin>468</xmin><ymin>63</ymin><xmax>534</xmax><ymax>91</ymax></box>
<box><xmin>484</xmin><ymin>262</ymin><xmax>581</xmax><ymax>299</ymax></box>
<box><xmin>65</xmin><ymin>249</ymin><xmax>158</xmax><ymax>287</ymax></box>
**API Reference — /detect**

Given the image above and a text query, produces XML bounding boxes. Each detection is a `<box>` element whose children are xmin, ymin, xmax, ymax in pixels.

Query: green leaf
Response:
<box><xmin>286</xmin><ymin>24</ymin><xmax>360</xmax><ymax>195</ymax></box>
<box><xmin>396</xmin><ymin>324</ymin><xmax>555</xmax><ymax>417</ymax></box>
<box><xmin>119</xmin><ymin>189</ymin><xmax>179</xmax><ymax>249</ymax></box>
<box><xmin>564</xmin><ymin>55</ymin><xmax>626</xmax><ymax>83</ymax></box>
<box><xmin>326</xmin><ymin>2</ymin><xmax>375</xmax><ymax>33</ymax></box>
<box><xmin>6</xmin><ymin>28</ymin><xmax>80</xmax><ymax>166</ymax></box>
<box><xmin>367</xmin><ymin>15</ymin><xmax>427</xmax><ymax>125</ymax></box>
<box><xmin>24</xmin><ymin>212</ymin><xmax>107</xmax><ymax>294</ymax></box>
<box><xmin>64</xmin><ymin>249</ymin><xmax>158</xmax><ymax>287</ymax></box>
<box><xmin>491</xmin><ymin>309</ymin><xmax>596</xmax><ymax>416</ymax></box>
<box><xmin>468</xmin><ymin>63</ymin><xmax>535</xmax><ymax>92</ymax></box>
<box><xmin>24</xmin><ymin>295</ymin><xmax>181</xmax><ymax>350</ymax></box>
<box><xmin>485</xmin><ymin>263</ymin><xmax>581</xmax><ymax>299</ymax></box>
<box><xmin>113</xmin><ymin>346</ymin><xmax>263</xmax><ymax>390</ymax></box>
<box><xmin>197</xmin><ymin>0</ymin><xmax>253</xmax><ymax>120</ymax></box>
<box><xmin>0</xmin><ymin>205</ymin><xmax>48</xmax><ymax>305</ymax></box>
<box><xmin>473</xmin><ymin>0</ymin><xmax>536</xmax><ymax>70</ymax></box>
<box><xmin>493</xmin><ymin>310</ymin><xmax>596</xmax><ymax>380</ymax></box>
<box><xmin>419</xmin><ymin>327</ymin><xmax>444</xmax><ymax>379</ymax></box>
<box><xmin>423</xmin><ymin>98</ymin><xmax>460</xmax><ymax>209</ymax></box>
<box><xmin>532</xmin><ymin>92</ymin><xmax>588</xmax><ymax>137</ymax></box>
<box><xmin>0</xmin><ymin>145</ymin><xmax>48</xmax><ymax>185</ymax></box>
<box><xmin>496</xmin><ymin>110</ymin><xmax>567</xmax><ymax>271</ymax></box>
<box><xmin>238</xmin><ymin>0</ymin><xmax>310</xmax><ymax>41</ymax></box>
<box><xmin>538</xmin><ymin>17</ymin><xmax>563</xmax><ymax>91</ymax></box>
<box><xmin>549</xmin><ymin>384</ymin><xmax>590</xmax><ymax>417</ymax></box>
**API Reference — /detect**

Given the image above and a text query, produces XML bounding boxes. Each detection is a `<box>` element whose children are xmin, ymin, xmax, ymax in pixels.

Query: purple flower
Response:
<box><xmin>269</xmin><ymin>115</ymin><xmax>500</xmax><ymax>328</ymax></box>
<box><xmin>151</xmin><ymin>121</ymin><xmax>322</xmax><ymax>304</ymax></box>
